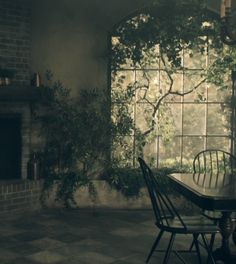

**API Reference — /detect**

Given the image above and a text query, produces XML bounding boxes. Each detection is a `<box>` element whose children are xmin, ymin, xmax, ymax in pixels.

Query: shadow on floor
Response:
<box><xmin>0</xmin><ymin>208</ymin><xmax>229</xmax><ymax>263</ymax></box>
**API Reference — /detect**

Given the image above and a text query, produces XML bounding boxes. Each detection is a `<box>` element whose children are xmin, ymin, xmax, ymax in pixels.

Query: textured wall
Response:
<box><xmin>0</xmin><ymin>0</ymin><xmax>31</xmax><ymax>85</ymax></box>
<box><xmin>0</xmin><ymin>180</ymin><xmax>43</xmax><ymax>216</ymax></box>
<box><xmin>30</xmin><ymin>0</ymin><xmax>150</xmax><ymax>97</ymax></box>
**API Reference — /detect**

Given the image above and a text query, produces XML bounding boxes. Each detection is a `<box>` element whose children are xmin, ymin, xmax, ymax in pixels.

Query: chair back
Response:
<box><xmin>193</xmin><ymin>149</ymin><xmax>236</xmax><ymax>188</ymax></box>
<box><xmin>138</xmin><ymin>157</ymin><xmax>186</xmax><ymax>230</ymax></box>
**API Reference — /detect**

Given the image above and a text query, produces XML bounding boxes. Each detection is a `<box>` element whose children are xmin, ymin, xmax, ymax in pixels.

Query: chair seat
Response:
<box><xmin>157</xmin><ymin>215</ymin><xmax>220</xmax><ymax>234</ymax></box>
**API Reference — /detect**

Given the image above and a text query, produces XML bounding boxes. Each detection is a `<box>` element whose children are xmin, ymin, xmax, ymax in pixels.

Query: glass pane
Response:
<box><xmin>111</xmin><ymin>37</ymin><xmax>134</xmax><ymax>69</ymax></box>
<box><xmin>206</xmin><ymin>137</ymin><xmax>231</xmax><ymax>151</ymax></box>
<box><xmin>142</xmin><ymin>137</ymin><xmax>157</xmax><ymax>167</ymax></box>
<box><xmin>159</xmin><ymin>53</ymin><xmax>175</xmax><ymax>70</ymax></box>
<box><xmin>111</xmin><ymin>103</ymin><xmax>134</xmax><ymax>135</ymax></box>
<box><xmin>160</xmin><ymin>49</ymin><xmax>184</xmax><ymax>68</ymax></box>
<box><xmin>157</xmin><ymin>104</ymin><xmax>176</xmax><ymax>138</ymax></box>
<box><xmin>135</xmin><ymin>70</ymin><xmax>159</xmax><ymax>102</ymax></box>
<box><xmin>172</xmin><ymin>73</ymin><xmax>184</xmax><ymax>93</ymax></box>
<box><xmin>207</xmin><ymin>84</ymin><xmax>218</xmax><ymax>102</ymax></box>
<box><xmin>207</xmin><ymin>84</ymin><xmax>232</xmax><ymax>102</ymax></box>
<box><xmin>183</xmin><ymin>71</ymin><xmax>206</xmax><ymax>102</ymax></box>
<box><xmin>160</xmin><ymin>71</ymin><xmax>183</xmax><ymax>102</ymax></box>
<box><xmin>208</xmin><ymin>46</ymin><xmax>220</xmax><ymax>67</ymax></box>
<box><xmin>163</xmin><ymin>103</ymin><xmax>182</xmax><ymax>135</ymax></box>
<box><xmin>207</xmin><ymin>104</ymin><xmax>231</xmax><ymax>135</ymax></box>
<box><xmin>183</xmin><ymin>104</ymin><xmax>206</xmax><ymax>135</ymax></box>
<box><xmin>139</xmin><ymin>45</ymin><xmax>160</xmax><ymax>69</ymax></box>
<box><xmin>182</xmin><ymin>136</ymin><xmax>205</xmax><ymax>166</ymax></box>
<box><xmin>184</xmin><ymin>48</ymin><xmax>206</xmax><ymax>69</ymax></box>
<box><xmin>111</xmin><ymin>135</ymin><xmax>134</xmax><ymax>167</ymax></box>
<box><xmin>158</xmin><ymin>136</ymin><xmax>182</xmax><ymax>167</ymax></box>
<box><xmin>111</xmin><ymin>71</ymin><xmax>135</xmax><ymax>102</ymax></box>
<box><xmin>135</xmin><ymin>103</ymin><xmax>154</xmax><ymax>133</ymax></box>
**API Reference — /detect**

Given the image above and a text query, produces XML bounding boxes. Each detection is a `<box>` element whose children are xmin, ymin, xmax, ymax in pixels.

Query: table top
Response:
<box><xmin>168</xmin><ymin>173</ymin><xmax>236</xmax><ymax>211</ymax></box>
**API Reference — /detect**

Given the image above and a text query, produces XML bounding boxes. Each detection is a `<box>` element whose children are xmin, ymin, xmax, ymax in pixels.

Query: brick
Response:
<box><xmin>0</xmin><ymin>0</ymin><xmax>30</xmax><ymax>83</ymax></box>
<box><xmin>5</xmin><ymin>192</ymin><xmax>18</xmax><ymax>199</ymax></box>
<box><xmin>5</xmin><ymin>204</ymin><xmax>24</xmax><ymax>211</ymax></box>
<box><xmin>12</xmin><ymin>197</ymin><xmax>26</xmax><ymax>204</ymax></box>
<box><xmin>0</xmin><ymin>199</ymin><xmax>12</xmax><ymax>207</ymax></box>
<box><xmin>0</xmin><ymin>186</ymin><xmax>5</xmax><ymax>194</ymax></box>
<box><xmin>20</xmin><ymin>190</ymin><xmax>31</xmax><ymax>196</ymax></box>
<box><xmin>0</xmin><ymin>206</ymin><xmax>7</xmax><ymax>212</ymax></box>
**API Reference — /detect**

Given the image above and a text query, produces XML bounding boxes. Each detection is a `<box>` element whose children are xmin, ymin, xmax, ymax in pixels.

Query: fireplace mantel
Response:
<box><xmin>0</xmin><ymin>85</ymin><xmax>41</xmax><ymax>102</ymax></box>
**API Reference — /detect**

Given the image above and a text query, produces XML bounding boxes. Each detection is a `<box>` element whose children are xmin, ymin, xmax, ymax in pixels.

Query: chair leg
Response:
<box><xmin>189</xmin><ymin>233</ymin><xmax>199</xmax><ymax>252</ymax></box>
<box><xmin>162</xmin><ymin>233</ymin><xmax>176</xmax><ymax>264</ymax></box>
<box><xmin>207</xmin><ymin>234</ymin><xmax>216</xmax><ymax>264</ymax></box>
<box><xmin>232</xmin><ymin>226</ymin><xmax>236</xmax><ymax>245</ymax></box>
<box><xmin>209</xmin><ymin>233</ymin><xmax>215</xmax><ymax>250</ymax></box>
<box><xmin>146</xmin><ymin>229</ymin><xmax>164</xmax><ymax>263</ymax></box>
<box><xmin>201</xmin><ymin>234</ymin><xmax>216</xmax><ymax>264</ymax></box>
<box><xmin>193</xmin><ymin>234</ymin><xmax>202</xmax><ymax>264</ymax></box>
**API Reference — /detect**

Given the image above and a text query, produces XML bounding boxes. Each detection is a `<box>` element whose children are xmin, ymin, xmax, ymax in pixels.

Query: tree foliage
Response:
<box><xmin>112</xmin><ymin>0</ymin><xmax>223</xmax><ymax>69</ymax></box>
<box><xmin>110</xmin><ymin>0</ymin><xmax>236</xmax><ymax>167</ymax></box>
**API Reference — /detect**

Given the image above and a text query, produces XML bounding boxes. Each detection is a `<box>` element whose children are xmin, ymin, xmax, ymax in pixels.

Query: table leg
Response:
<box><xmin>232</xmin><ymin>225</ymin><xmax>236</xmax><ymax>245</ymax></box>
<box><xmin>213</xmin><ymin>212</ymin><xmax>236</xmax><ymax>264</ymax></box>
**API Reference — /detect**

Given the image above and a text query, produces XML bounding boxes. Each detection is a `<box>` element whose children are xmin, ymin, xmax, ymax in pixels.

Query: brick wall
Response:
<box><xmin>0</xmin><ymin>180</ymin><xmax>43</xmax><ymax>216</ymax></box>
<box><xmin>0</xmin><ymin>0</ymin><xmax>31</xmax><ymax>85</ymax></box>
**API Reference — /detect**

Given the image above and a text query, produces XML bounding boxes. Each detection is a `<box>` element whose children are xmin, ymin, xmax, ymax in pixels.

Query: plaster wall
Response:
<box><xmin>45</xmin><ymin>180</ymin><xmax>197</xmax><ymax>212</ymax></box>
<box><xmin>30</xmin><ymin>0</ymin><xmax>151</xmax><ymax>97</ymax></box>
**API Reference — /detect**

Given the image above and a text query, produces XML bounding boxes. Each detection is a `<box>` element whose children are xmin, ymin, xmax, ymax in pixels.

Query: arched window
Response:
<box><xmin>110</xmin><ymin>11</ymin><xmax>233</xmax><ymax>168</ymax></box>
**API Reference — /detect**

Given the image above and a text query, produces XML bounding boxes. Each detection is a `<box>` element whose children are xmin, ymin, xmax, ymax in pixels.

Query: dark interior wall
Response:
<box><xmin>30</xmin><ymin>0</ymin><xmax>151</xmax><ymax>96</ymax></box>
<box><xmin>30</xmin><ymin>0</ymin><xmax>226</xmax><ymax>97</ymax></box>
<box><xmin>0</xmin><ymin>0</ymin><xmax>31</xmax><ymax>85</ymax></box>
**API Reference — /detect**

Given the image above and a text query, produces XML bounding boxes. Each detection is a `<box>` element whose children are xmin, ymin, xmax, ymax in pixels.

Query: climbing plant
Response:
<box><xmin>110</xmin><ymin>0</ymin><xmax>236</xmax><ymax>168</ymax></box>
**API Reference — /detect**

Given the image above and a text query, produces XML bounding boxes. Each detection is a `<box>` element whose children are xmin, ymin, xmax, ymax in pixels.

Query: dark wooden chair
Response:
<box><xmin>193</xmin><ymin>149</ymin><xmax>236</xmax><ymax>188</ymax></box>
<box><xmin>138</xmin><ymin>157</ymin><xmax>219</xmax><ymax>264</ymax></box>
<box><xmin>192</xmin><ymin>149</ymin><xmax>236</xmax><ymax>246</ymax></box>
<box><xmin>193</xmin><ymin>149</ymin><xmax>236</xmax><ymax>217</ymax></box>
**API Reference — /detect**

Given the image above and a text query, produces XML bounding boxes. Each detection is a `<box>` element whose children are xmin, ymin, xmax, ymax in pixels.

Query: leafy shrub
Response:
<box><xmin>104</xmin><ymin>165</ymin><xmax>190</xmax><ymax>197</ymax></box>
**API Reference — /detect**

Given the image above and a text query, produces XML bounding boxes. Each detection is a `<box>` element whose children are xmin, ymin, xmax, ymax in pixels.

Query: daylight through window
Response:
<box><xmin>111</xmin><ymin>15</ymin><xmax>233</xmax><ymax>169</ymax></box>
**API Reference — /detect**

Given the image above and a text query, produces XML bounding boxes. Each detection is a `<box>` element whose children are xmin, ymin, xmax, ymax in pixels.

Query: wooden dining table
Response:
<box><xmin>167</xmin><ymin>173</ymin><xmax>236</xmax><ymax>264</ymax></box>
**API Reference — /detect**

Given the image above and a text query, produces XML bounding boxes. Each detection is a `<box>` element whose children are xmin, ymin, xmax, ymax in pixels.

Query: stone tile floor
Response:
<box><xmin>0</xmin><ymin>209</ymin><xmax>233</xmax><ymax>263</ymax></box>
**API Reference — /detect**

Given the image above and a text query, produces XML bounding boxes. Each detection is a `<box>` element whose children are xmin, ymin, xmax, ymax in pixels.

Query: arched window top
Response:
<box><xmin>110</xmin><ymin>5</ymin><xmax>221</xmax><ymax>72</ymax></box>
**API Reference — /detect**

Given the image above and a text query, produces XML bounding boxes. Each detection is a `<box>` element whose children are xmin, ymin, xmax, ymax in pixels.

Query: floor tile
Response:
<box><xmin>0</xmin><ymin>248</ymin><xmax>20</xmax><ymax>262</ymax></box>
<box><xmin>26</xmin><ymin>250</ymin><xmax>66</xmax><ymax>264</ymax></box>
<box><xmin>0</xmin><ymin>209</ymin><xmax>225</xmax><ymax>264</ymax></box>
<box><xmin>69</xmin><ymin>251</ymin><xmax>116</xmax><ymax>264</ymax></box>
<box><xmin>29</xmin><ymin>237</ymin><xmax>66</xmax><ymax>250</ymax></box>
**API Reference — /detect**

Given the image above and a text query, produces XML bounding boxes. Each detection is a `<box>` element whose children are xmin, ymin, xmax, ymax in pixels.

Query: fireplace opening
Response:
<box><xmin>0</xmin><ymin>115</ymin><xmax>21</xmax><ymax>180</ymax></box>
